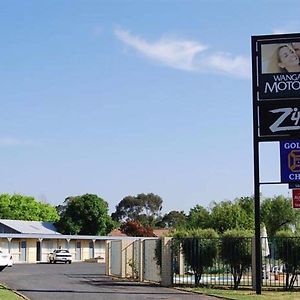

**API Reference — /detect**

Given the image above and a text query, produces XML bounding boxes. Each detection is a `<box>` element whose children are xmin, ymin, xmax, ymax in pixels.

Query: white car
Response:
<box><xmin>0</xmin><ymin>250</ymin><xmax>13</xmax><ymax>271</ymax></box>
<box><xmin>49</xmin><ymin>249</ymin><xmax>72</xmax><ymax>264</ymax></box>
<box><xmin>272</xmin><ymin>265</ymin><xmax>285</xmax><ymax>274</ymax></box>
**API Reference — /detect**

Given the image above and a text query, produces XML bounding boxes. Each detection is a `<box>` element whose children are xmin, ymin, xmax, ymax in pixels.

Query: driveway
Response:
<box><xmin>0</xmin><ymin>263</ymin><xmax>219</xmax><ymax>300</ymax></box>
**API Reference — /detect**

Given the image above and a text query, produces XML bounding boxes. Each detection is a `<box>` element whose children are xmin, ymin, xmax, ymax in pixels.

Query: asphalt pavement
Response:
<box><xmin>0</xmin><ymin>263</ymin><xmax>220</xmax><ymax>300</ymax></box>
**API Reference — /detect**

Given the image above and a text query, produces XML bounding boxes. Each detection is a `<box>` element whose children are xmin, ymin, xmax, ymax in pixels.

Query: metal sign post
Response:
<box><xmin>251</xmin><ymin>36</ymin><xmax>262</xmax><ymax>294</ymax></box>
<box><xmin>252</xmin><ymin>32</ymin><xmax>300</xmax><ymax>295</ymax></box>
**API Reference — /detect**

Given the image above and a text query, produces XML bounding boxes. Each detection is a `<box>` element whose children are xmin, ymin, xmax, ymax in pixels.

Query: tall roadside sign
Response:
<box><xmin>252</xmin><ymin>33</ymin><xmax>300</xmax><ymax>295</ymax></box>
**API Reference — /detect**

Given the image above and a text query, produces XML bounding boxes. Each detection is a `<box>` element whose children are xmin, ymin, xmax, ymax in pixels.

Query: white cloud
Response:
<box><xmin>202</xmin><ymin>52</ymin><xmax>250</xmax><ymax>78</ymax></box>
<box><xmin>272</xmin><ymin>21</ymin><xmax>300</xmax><ymax>34</ymax></box>
<box><xmin>0</xmin><ymin>137</ymin><xmax>31</xmax><ymax>146</ymax></box>
<box><xmin>114</xmin><ymin>28</ymin><xmax>207</xmax><ymax>71</ymax></box>
<box><xmin>272</xmin><ymin>28</ymin><xmax>290</xmax><ymax>34</ymax></box>
<box><xmin>114</xmin><ymin>28</ymin><xmax>250</xmax><ymax>79</ymax></box>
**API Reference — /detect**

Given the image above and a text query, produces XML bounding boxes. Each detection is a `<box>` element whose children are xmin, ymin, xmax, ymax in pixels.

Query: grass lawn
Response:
<box><xmin>181</xmin><ymin>287</ymin><xmax>300</xmax><ymax>300</ymax></box>
<box><xmin>0</xmin><ymin>285</ymin><xmax>22</xmax><ymax>300</ymax></box>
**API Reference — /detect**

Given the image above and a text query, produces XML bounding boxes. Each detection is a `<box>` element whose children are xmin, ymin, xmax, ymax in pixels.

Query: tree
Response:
<box><xmin>219</xmin><ymin>229</ymin><xmax>253</xmax><ymax>289</ymax></box>
<box><xmin>173</xmin><ymin>228</ymin><xmax>218</xmax><ymax>285</ymax></box>
<box><xmin>111</xmin><ymin>196</ymin><xmax>141</xmax><ymax>222</ymax></box>
<box><xmin>55</xmin><ymin>194</ymin><xmax>114</xmax><ymax>235</ymax></box>
<box><xmin>186</xmin><ymin>205</ymin><xmax>210</xmax><ymax>229</ymax></box>
<box><xmin>235</xmin><ymin>196</ymin><xmax>254</xmax><ymax>230</ymax></box>
<box><xmin>0</xmin><ymin>193</ymin><xmax>59</xmax><ymax>222</ymax></box>
<box><xmin>275</xmin><ymin>230</ymin><xmax>300</xmax><ymax>290</ymax></box>
<box><xmin>157</xmin><ymin>210</ymin><xmax>186</xmax><ymax>228</ymax></box>
<box><xmin>112</xmin><ymin>193</ymin><xmax>163</xmax><ymax>227</ymax></box>
<box><xmin>209</xmin><ymin>200</ymin><xmax>253</xmax><ymax>233</ymax></box>
<box><xmin>261</xmin><ymin>195</ymin><xmax>300</xmax><ymax>237</ymax></box>
<box><xmin>120</xmin><ymin>220</ymin><xmax>155</xmax><ymax>237</ymax></box>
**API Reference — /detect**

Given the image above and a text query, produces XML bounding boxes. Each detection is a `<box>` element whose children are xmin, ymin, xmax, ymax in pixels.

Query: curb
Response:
<box><xmin>174</xmin><ymin>287</ymin><xmax>230</xmax><ymax>300</ymax></box>
<box><xmin>0</xmin><ymin>284</ymin><xmax>30</xmax><ymax>300</ymax></box>
<box><xmin>12</xmin><ymin>290</ymin><xmax>30</xmax><ymax>300</ymax></box>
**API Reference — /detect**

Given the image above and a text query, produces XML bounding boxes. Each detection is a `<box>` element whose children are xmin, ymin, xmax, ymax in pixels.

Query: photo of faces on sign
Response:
<box><xmin>258</xmin><ymin>39</ymin><xmax>300</xmax><ymax>100</ymax></box>
<box><xmin>261</xmin><ymin>42</ymin><xmax>300</xmax><ymax>74</ymax></box>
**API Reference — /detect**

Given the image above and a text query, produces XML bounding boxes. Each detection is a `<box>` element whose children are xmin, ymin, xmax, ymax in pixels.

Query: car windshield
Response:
<box><xmin>56</xmin><ymin>250</ymin><xmax>69</xmax><ymax>253</ymax></box>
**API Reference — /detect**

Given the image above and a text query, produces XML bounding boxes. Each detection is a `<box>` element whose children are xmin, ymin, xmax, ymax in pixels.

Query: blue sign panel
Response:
<box><xmin>280</xmin><ymin>140</ymin><xmax>300</xmax><ymax>182</ymax></box>
<box><xmin>289</xmin><ymin>183</ymin><xmax>300</xmax><ymax>189</ymax></box>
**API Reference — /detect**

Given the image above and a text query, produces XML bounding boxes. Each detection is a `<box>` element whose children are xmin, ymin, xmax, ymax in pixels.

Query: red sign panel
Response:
<box><xmin>292</xmin><ymin>189</ymin><xmax>300</xmax><ymax>208</ymax></box>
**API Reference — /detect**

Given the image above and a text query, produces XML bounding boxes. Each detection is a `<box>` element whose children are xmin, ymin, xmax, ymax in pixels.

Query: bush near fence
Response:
<box><xmin>172</xmin><ymin>236</ymin><xmax>300</xmax><ymax>290</ymax></box>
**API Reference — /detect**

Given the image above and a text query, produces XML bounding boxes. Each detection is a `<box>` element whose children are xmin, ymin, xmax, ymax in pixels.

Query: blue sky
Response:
<box><xmin>0</xmin><ymin>0</ymin><xmax>298</xmax><ymax>214</ymax></box>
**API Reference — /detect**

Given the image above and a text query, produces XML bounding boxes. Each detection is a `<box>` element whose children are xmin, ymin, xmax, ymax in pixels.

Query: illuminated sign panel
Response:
<box><xmin>292</xmin><ymin>189</ymin><xmax>300</xmax><ymax>208</ymax></box>
<box><xmin>280</xmin><ymin>140</ymin><xmax>300</xmax><ymax>182</ymax></box>
<box><xmin>259</xmin><ymin>100</ymin><xmax>300</xmax><ymax>136</ymax></box>
<box><xmin>257</xmin><ymin>38</ymin><xmax>300</xmax><ymax>100</ymax></box>
<box><xmin>253</xmin><ymin>33</ymin><xmax>300</xmax><ymax>138</ymax></box>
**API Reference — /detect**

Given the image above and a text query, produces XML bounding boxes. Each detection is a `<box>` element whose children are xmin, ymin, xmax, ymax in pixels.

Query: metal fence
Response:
<box><xmin>172</xmin><ymin>237</ymin><xmax>300</xmax><ymax>289</ymax></box>
<box><xmin>262</xmin><ymin>237</ymin><xmax>300</xmax><ymax>289</ymax></box>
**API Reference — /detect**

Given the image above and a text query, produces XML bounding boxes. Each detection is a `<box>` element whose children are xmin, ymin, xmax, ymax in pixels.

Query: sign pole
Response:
<box><xmin>251</xmin><ymin>36</ymin><xmax>261</xmax><ymax>294</ymax></box>
<box><xmin>254</xmin><ymin>151</ymin><xmax>261</xmax><ymax>295</ymax></box>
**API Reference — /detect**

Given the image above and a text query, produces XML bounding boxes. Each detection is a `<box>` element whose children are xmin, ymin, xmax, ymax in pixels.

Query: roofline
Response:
<box><xmin>0</xmin><ymin>233</ymin><xmax>159</xmax><ymax>240</ymax></box>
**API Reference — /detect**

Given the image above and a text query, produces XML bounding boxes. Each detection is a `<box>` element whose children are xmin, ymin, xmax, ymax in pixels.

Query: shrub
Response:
<box><xmin>172</xmin><ymin>228</ymin><xmax>218</xmax><ymax>285</ymax></box>
<box><xmin>219</xmin><ymin>229</ymin><xmax>253</xmax><ymax>289</ymax></box>
<box><xmin>275</xmin><ymin>230</ymin><xmax>300</xmax><ymax>290</ymax></box>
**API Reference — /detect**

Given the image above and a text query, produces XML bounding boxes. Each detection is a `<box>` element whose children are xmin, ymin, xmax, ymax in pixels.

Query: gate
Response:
<box><xmin>106</xmin><ymin>237</ymin><xmax>172</xmax><ymax>286</ymax></box>
<box><xmin>143</xmin><ymin>239</ymin><xmax>161</xmax><ymax>283</ymax></box>
<box><xmin>110</xmin><ymin>240</ymin><xmax>122</xmax><ymax>276</ymax></box>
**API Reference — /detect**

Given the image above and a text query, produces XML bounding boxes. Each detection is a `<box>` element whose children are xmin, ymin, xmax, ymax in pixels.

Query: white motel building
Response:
<box><xmin>0</xmin><ymin>219</ymin><xmax>114</xmax><ymax>263</ymax></box>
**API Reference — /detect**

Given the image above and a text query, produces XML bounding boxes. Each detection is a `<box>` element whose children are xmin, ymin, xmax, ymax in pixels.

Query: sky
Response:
<box><xmin>0</xmin><ymin>0</ymin><xmax>298</xmax><ymax>214</ymax></box>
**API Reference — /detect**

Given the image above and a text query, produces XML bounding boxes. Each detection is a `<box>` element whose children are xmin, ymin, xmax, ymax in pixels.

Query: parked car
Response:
<box><xmin>48</xmin><ymin>249</ymin><xmax>72</xmax><ymax>264</ymax></box>
<box><xmin>0</xmin><ymin>250</ymin><xmax>13</xmax><ymax>271</ymax></box>
<box><xmin>271</xmin><ymin>265</ymin><xmax>285</xmax><ymax>274</ymax></box>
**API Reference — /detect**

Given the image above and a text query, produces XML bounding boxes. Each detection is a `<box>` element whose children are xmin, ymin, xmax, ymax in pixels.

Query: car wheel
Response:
<box><xmin>54</xmin><ymin>260</ymin><xmax>56</xmax><ymax>264</ymax></box>
<box><xmin>68</xmin><ymin>261</ymin><xmax>72</xmax><ymax>264</ymax></box>
<box><xmin>0</xmin><ymin>266</ymin><xmax>6</xmax><ymax>272</ymax></box>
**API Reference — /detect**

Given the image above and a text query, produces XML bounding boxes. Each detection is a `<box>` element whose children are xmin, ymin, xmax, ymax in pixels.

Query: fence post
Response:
<box><xmin>139</xmin><ymin>239</ymin><xmax>144</xmax><ymax>282</ymax></box>
<box><xmin>179</xmin><ymin>246</ymin><xmax>185</xmax><ymax>275</ymax></box>
<box><xmin>161</xmin><ymin>237</ymin><xmax>173</xmax><ymax>287</ymax></box>
<box><xmin>251</xmin><ymin>236</ymin><xmax>256</xmax><ymax>290</ymax></box>
<box><xmin>105</xmin><ymin>241</ymin><xmax>111</xmax><ymax>276</ymax></box>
